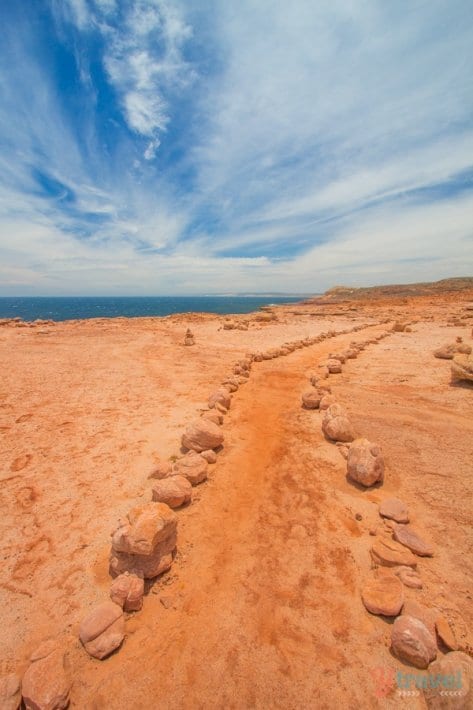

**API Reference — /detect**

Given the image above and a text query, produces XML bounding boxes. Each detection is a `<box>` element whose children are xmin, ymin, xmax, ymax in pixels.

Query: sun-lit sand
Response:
<box><xmin>1</xmin><ymin>284</ymin><xmax>472</xmax><ymax>708</ymax></box>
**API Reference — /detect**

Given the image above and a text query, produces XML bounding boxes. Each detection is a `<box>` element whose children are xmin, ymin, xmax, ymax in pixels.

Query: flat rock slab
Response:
<box><xmin>379</xmin><ymin>497</ymin><xmax>409</xmax><ymax>523</ymax></box>
<box><xmin>371</xmin><ymin>536</ymin><xmax>417</xmax><ymax>567</ymax></box>
<box><xmin>393</xmin><ymin>524</ymin><xmax>434</xmax><ymax>556</ymax></box>
<box><xmin>361</xmin><ymin>574</ymin><xmax>404</xmax><ymax>616</ymax></box>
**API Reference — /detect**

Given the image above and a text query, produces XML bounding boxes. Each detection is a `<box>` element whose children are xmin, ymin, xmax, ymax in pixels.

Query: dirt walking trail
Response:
<box><xmin>67</xmin><ymin>318</ymin><xmax>473</xmax><ymax>709</ymax></box>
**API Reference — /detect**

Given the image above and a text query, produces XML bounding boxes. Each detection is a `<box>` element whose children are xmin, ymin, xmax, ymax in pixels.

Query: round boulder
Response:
<box><xmin>391</xmin><ymin>615</ymin><xmax>437</xmax><ymax>669</ymax></box>
<box><xmin>182</xmin><ymin>419</ymin><xmax>224</xmax><ymax>452</ymax></box>
<box><xmin>347</xmin><ymin>438</ymin><xmax>384</xmax><ymax>487</ymax></box>
<box><xmin>152</xmin><ymin>474</ymin><xmax>193</xmax><ymax>506</ymax></box>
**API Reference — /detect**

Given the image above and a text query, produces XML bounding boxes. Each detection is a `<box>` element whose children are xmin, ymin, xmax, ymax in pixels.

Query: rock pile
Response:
<box><xmin>184</xmin><ymin>328</ymin><xmax>195</xmax><ymax>346</ymax></box>
<box><xmin>109</xmin><ymin>502</ymin><xmax>177</xmax><ymax>579</ymax></box>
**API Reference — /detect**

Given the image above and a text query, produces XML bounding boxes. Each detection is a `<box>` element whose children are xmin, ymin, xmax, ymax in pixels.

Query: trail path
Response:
<box><xmin>72</xmin><ymin>326</ymin><xmax>411</xmax><ymax>709</ymax></box>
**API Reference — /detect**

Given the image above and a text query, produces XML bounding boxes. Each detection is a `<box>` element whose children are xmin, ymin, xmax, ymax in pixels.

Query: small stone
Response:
<box><xmin>361</xmin><ymin>574</ymin><xmax>404</xmax><ymax>616</ymax></box>
<box><xmin>152</xmin><ymin>475</ymin><xmax>193</xmax><ymax>506</ymax></box>
<box><xmin>173</xmin><ymin>453</ymin><xmax>208</xmax><ymax>485</ymax></box>
<box><xmin>160</xmin><ymin>596</ymin><xmax>174</xmax><ymax>609</ymax></box>
<box><xmin>22</xmin><ymin>641</ymin><xmax>70</xmax><ymax>710</ymax></box>
<box><xmin>393</xmin><ymin>524</ymin><xmax>434</xmax><ymax>557</ymax></box>
<box><xmin>326</xmin><ymin>358</ymin><xmax>342</xmax><ymax>374</ymax></box>
<box><xmin>208</xmin><ymin>388</ymin><xmax>231</xmax><ymax>410</ymax></box>
<box><xmin>0</xmin><ymin>674</ymin><xmax>21</xmax><ymax>710</ymax></box>
<box><xmin>422</xmin><ymin>651</ymin><xmax>473</xmax><ymax>708</ymax></box>
<box><xmin>355</xmin><ymin>513</ymin><xmax>362</xmax><ymax>521</ymax></box>
<box><xmin>347</xmin><ymin>438</ymin><xmax>384</xmax><ymax>486</ymax></box>
<box><xmin>394</xmin><ymin>566</ymin><xmax>423</xmax><ymax>589</ymax></box>
<box><xmin>322</xmin><ymin>404</ymin><xmax>356</xmax><ymax>443</ymax></box>
<box><xmin>200</xmin><ymin>449</ymin><xmax>217</xmax><ymax>464</ymax></box>
<box><xmin>371</xmin><ymin>536</ymin><xmax>417</xmax><ymax>567</ymax></box>
<box><xmin>182</xmin><ymin>419</ymin><xmax>224</xmax><ymax>452</ymax></box>
<box><xmin>79</xmin><ymin>602</ymin><xmax>125</xmax><ymax>660</ymax></box>
<box><xmin>148</xmin><ymin>462</ymin><xmax>173</xmax><ymax>479</ymax></box>
<box><xmin>201</xmin><ymin>410</ymin><xmax>223</xmax><ymax>425</ymax></box>
<box><xmin>301</xmin><ymin>390</ymin><xmax>322</xmax><ymax>409</ymax></box>
<box><xmin>436</xmin><ymin>615</ymin><xmax>458</xmax><ymax>651</ymax></box>
<box><xmin>379</xmin><ymin>497</ymin><xmax>409</xmax><ymax>523</ymax></box>
<box><xmin>391</xmin><ymin>615</ymin><xmax>437</xmax><ymax>669</ymax></box>
<box><xmin>110</xmin><ymin>573</ymin><xmax>144</xmax><ymax>612</ymax></box>
<box><xmin>319</xmin><ymin>394</ymin><xmax>336</xmax><ymax>410</ymax></box>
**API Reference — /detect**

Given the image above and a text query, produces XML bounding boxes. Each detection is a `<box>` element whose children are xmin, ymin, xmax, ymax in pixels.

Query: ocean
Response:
<box><xmin>0</xmin><ymin>296</ymin><xmax>306</xmax><ymax>322</ymax></box>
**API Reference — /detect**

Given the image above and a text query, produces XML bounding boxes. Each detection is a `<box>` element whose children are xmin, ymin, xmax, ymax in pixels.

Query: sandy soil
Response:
<box><xmin>0</xmin><ymin>290</ymin><xmax>472</xmax><ymax>708</ymax></box>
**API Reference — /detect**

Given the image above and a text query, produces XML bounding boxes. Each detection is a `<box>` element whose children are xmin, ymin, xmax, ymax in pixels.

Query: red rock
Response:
<box><xmin>322</xmin><ymin>404</ymin><xmax>355</xmax><ymax>442</ymax></box>
<box><xmin>148</xmin><ymin>461</ymin><xmax>173</xmax><ymax>479</ymax></box>
<box><xmin>173</xmin><ymin>452</ymin><xmax>208</xmax><ymax>485</ymax></box>
<box><xmin>182</xmin><ymin>419</ymin><xmax>224</xmax><ymax>452</ymax></box>
<box><xmin>393</xmin><ymin>524</ymin><xmax>434</xmax><ymax>556</ymax></box>
<box><xmin>152</xmin><ymin>475</ymin><xmax>193</xmax><ymax>506</ymax></box>
<box><xmin>422</xmin><ymin>651</ymin><xmax>473</xmax><ymax>708</ymax></box>
<box><xmin>214</xmin><ymin>401</ymin><xmax>228</xmax><ymax>414</ymax></box>
<box><xmin>401</xmin><ymin>600</ymin><xmax>437</xmax><ymax>637</ymax></box>
<box><xmin>110</xmin><ymin>503</ymin><xmax>177</xmax><ymax>579</ymax></box>
<box><xmin>379</xmin><ymin>497</ymin><xmax>409</xmax><ymax>523</ymax></box>
<box><xmin>371</xmin><ymin>536</ymin><xmax>417</xmax><ymax>567</ymax></box>
<box><xmin>200</xmin><ymin>449</ymin><xmax>217</xmax><ymax>464</ymax></box>
<box><xmin>347</xmin><ymin>438</ymin><xmax>384</xmax><ymax>486</ymax></box>
<box><xmin>79</xmin><ymin>602</ymin><xmax>125</xmax><ymax>660</ymax></box>
<box><xmin>361</xmin><ymin>574</ymin><xmax>404</xmax><ymax>616</ymax></box>
<box><xmin>326</xmin><ymin>358</ymin><xmax>342</xmax><ymax>374</ymax></box>
<box><xmin>319</xmin><ymin>394</ymin><xmax>336</xmax><ymax>410</ymax></box>
<box><xmin>201</xmin><ymin>410</ymin><xmax>223</xmax><ymax>425</ymax></box>
<box><xmin>209</xmin><ymin>387</ymin><xmax>231</xmax><ymax>409</ymax></box>
<box><xmin>110</xmin><ymin>573</ymin><xmax>144</xmax><ymax>612</ymax></box>
<box><xmin>0</xmin><ymin>673</ymin><xmax>21</xmax><ymax>710</ymax></box>
<box><xmin>301</xmin><ymin>390</ymin><xmax>322</xmax><ymax>409</ymax></box>
<box><xmin>22</xmin><ymin>641</ymin><xmax>70</xmax><ymax>708</ymax></box>
<box><xmin>394</xmin><ymin>566</ymin><xmax>423</xmax><ymax>589</ymax></box>
<box><xmin>435</xmin><ymin>615</ymin><xmax>458</xmax><ymax>651</ymax></box>
<box><xmin>391</xmin><ymin>615</ymin><xmax>437</xmax><ymax>669</ymax></box>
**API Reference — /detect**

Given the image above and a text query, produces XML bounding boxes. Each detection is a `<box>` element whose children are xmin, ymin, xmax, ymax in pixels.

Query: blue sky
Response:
<box><xmin>0</xmin><ymin>0</ymin><xmax>472</xmax><ymax>295</ymax></box>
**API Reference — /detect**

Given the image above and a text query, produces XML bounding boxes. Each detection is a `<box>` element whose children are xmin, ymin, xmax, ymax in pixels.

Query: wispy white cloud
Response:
<box><xmin>0</xmin><ymin>0</ymin><xmax>472</xmax><ymax>295</ymax></box>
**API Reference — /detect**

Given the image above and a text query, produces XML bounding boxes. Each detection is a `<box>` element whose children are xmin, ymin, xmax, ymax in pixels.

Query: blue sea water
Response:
<box><xmin>0</xmin><ymin>296</ymin><xmax>306</xmax><ymax>322</ymax></box>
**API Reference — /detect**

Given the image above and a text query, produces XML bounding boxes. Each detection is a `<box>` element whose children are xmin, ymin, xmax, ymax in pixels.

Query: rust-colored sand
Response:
<box><xmin>0</xmin><ymin>290</ymin><xmax>472</xmax><ymax>708</ymax></box>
